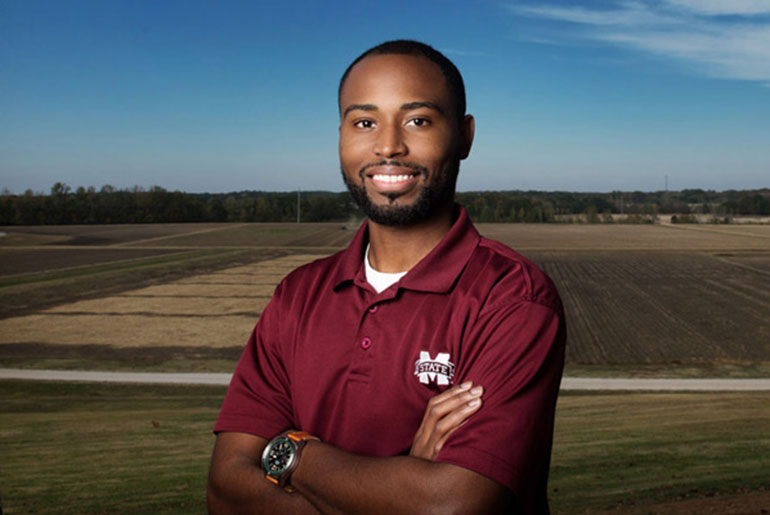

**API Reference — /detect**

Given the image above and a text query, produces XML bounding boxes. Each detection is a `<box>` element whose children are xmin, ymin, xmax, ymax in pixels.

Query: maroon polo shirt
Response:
<box><xmin>215</xmin><ymin>205</ymin><xmax>566</xmax><ymax>513</ymax></box>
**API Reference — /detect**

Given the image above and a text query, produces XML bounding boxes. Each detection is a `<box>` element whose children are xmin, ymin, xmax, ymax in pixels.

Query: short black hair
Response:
<box><xmin>338</xmin><ymin>40</ymin><xmax>466</xmax><ymax>122</ymax></box>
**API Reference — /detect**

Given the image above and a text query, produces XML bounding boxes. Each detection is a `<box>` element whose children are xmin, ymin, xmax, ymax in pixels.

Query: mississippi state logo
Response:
<box><xmin>414</xmin><ymin>351</ymin><xmax>455</xmax><ymax>386</ymax></box>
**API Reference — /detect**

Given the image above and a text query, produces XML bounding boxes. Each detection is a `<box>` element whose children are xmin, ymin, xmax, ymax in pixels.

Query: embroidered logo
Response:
<box><xmin>414</xmin><ymin>351</ymin><xmax>455</xmax><ymax>386</ymax></box>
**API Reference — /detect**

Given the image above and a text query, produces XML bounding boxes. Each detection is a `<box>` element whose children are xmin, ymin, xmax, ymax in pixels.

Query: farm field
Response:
<box><xmin>535</xmin><ymin>251</ymin><xmax>770</xmax><ymax>365</ymax></box>
<box><xmin>0</xmin><ymin>254</ymin><xmax>317</xmax><ymax>371</ymax></box>
<box><xmin>0</xmin><ymin>247</ymin><xmax>188</xmax><ymax>276</ymax></box>
<box><xmin>1</xmin><ymin>221</ymin><xmax>768</xmax><ymax>375</ymax></box>
<box><xmin>1</xmin><ymin>221</ymin><xmax>769</xmax><ymax>513</ymax></box>
<box><xmin>1</xmin><ymin>381</ymin><xmax>768</xmax><ymax>514</ymax></box>
<box><xmin>0</xmin><ymin>222</ymin><xmax>240</xmax><ymax>247</ymax></box>
<box><xmin>475</xmin><ymin>222</ymin><xmax>770</xmax><ymax>252</ymax></box>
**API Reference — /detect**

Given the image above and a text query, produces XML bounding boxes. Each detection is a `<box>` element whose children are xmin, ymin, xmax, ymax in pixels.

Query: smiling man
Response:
<box><xmin>207</xmin><ymin>40</ymin><xmax>566</xmax><ymax>514</ymax></box>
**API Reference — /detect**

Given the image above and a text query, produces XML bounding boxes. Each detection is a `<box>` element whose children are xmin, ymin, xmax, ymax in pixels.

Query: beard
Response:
<box><xmin>341</xmin><ymin>159</ymin><xmax>459</xmax><ymax>227</ymax></box>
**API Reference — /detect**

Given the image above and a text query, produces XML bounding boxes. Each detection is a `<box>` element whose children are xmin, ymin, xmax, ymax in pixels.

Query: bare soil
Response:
<box><xmin>2</xmin><ymin>223</ymin><xmax>770</xmax><ymax>372</ymax></box>
<box><xmin>0</xmin><ymin>255</ymin><xmax>320</xmax><ymax>365</ymax></box>
<box><xmin>0</xmin><ymin>247</ymin><xmax>184</xmax><ymax>276</ymax></box>
<box><xmin>0</xmin><ymin>248</ymin><xmax>294</xmax><ymax>319</ymax></box>
<box><xmin>528</xmin><ymin>250</ymin><xmax>770</xmax><ymax>364</ymax></box>
<box><xmin>120</xmin><ymin>222</ymin><xmax>357</xmax><ymax>248</ymax></box>
<box><xmin>477</xmin><ymin>223</ymin><xmax>770</xmax><ymax>252</ymax></box>
<box><xmin>0</xmin><ymin>222</ymin><xmax>234</xmax><ymax>246</ymax></box>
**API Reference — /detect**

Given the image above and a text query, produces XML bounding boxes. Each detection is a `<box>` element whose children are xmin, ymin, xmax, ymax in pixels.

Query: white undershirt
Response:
<box><xmin>365</xmin><ymin>244</ymin><xmax>407</xmax><ymax>293</ymax></box>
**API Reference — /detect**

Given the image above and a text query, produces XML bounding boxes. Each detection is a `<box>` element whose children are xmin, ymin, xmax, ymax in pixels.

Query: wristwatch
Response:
<box><xmin>261</xmin><ymin>430</ymin><xmax>319</xmax><ymax>491</ymax></box>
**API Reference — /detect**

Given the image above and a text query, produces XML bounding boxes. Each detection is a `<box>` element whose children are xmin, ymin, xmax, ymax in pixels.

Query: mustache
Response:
<box><xmin>358</xmin><ymin>160</ymin><xmax>428</xmax><ymax>179</ymax></box>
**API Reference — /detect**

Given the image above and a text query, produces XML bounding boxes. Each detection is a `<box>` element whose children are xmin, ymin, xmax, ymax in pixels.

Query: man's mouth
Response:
<box><xmin>359</xmin><ymin>160</ymin><xmax>427</xmax><ymax>195</ymax></box>
<box><xmin>371</xmin><ymin>173</ymin><xmax>415</xmax><ymax>184</ymax></box>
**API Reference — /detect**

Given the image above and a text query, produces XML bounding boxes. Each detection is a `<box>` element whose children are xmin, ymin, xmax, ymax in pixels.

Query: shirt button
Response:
<box><xmin>368</xmin><ymin>305</ymin><xmax>378</xmax><ymax>313</ymax></box>
<box><xmin>360</xmin><ymin>337</ymin><xmax>372</xmax><ymax>350</ymax></box>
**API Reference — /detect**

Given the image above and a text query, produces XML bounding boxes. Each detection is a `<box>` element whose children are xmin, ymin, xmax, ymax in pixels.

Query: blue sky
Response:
<box><xmin>1</xmin><ymin>0</ymin><xmax>769</xmax><ymax>194</ymax></box>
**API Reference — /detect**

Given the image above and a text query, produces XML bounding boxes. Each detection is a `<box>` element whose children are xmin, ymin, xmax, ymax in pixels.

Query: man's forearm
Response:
<box><xmin>208</xmin><ymin>433</ymin><xmax>509</xmax><ymax>515</ymax></box>
<box><xmin>209</xmin><ymin>383</ymin><xmax>508</xmax><ymax>514</ymax></box>
<box><xmin>292</xmin><ymin>441</ymin><xmax>509</xmax><ymax>515</ymax></box>
<box><xmin>207</xmin><ymin>433</ymin><xmax>322</xmax><ymax>515</ymax></box>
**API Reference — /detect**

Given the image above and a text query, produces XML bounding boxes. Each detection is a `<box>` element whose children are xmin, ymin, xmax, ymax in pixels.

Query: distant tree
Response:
<box><xmin>3</xmin><ymin>185</ymin><xmax>767</xmax><ymax>226</ymax></box>
<box><xmin>208</xmin><ymin>197</ymin><xmax>228</xmax><ymax>222</ymax></box>
<box><xmin>526</xmin><ymin>204</ymin><xmax>544</xmax><ymax>223</ymax></box>
<box><xmin>586</xmin><ymin>205</ymin><xmax>600</xmax><ymax>224</ymax></box>
<box><xmin>738</xmin><ymin>194</ymin><xmax>770</xmax><ymax>215</ymax></box>
<box><xmin>541</xmin><ymin>201</ymin><xmax>555</xmax><ymax>222</ymax></box>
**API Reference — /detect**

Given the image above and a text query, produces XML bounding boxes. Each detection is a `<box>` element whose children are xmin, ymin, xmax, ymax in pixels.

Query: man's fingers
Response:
<box><xmin>427</xmin><ymin>381</ymin><xmax>474</xmax><ymax>407</ymax></box>
<box><xmin>410</xmin><ymin>382</ymin><xmax>485</xmax><ymax>460</ymax></box>
<box><xmin>427</xmin><ymin>385</ymin><xmax>484</xmax><ymax>421</ymax></box>
<box><xmin>425</xmin><ymin>387</ymin><xmax>483</xmax><ymax>453</ymax></box>
<box><xmin>416</xmin><ymin>382</ymin><xmax>474</xmax><ymax>433</ymax></box>
<box><xmin>429</xmin><ymin>395</ymin><xmax>483</xmax><ymax>457</ymax></box>
<box><xmin>434</xmin><ymin>395</ymin><xmax>482</xmax><ymax>436</ymax></box>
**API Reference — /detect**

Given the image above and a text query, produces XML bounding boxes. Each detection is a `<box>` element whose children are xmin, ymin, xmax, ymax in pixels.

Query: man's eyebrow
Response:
<box><xmin>342</xmin><ymin>101</ymin><xmax>446</xmax><ymax>119</ymax></box>
<box><xmin>400</xmin><ymin>101</ymin><xmax>445</xmax><ymax>115</ymax></box>
<box><xmin>342</xmin><ymin>104</ymin><xmax>377</xmax><ymax>118</ymax></box>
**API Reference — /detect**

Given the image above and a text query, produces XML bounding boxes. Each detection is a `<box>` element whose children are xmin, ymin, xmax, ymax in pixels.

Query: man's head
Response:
<box><xmin>338</xmin><ymin>40</ymin><xmax>474</xmax><ymax>227</ymax></box>
<box><xmin>338</xmin><ymin>40</ymin><xmax>467</xmax><ymax>124</ymax></box>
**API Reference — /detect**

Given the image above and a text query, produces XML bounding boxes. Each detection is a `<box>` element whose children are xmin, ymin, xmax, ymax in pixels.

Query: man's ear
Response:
<box><xmin>459</xmin><ymin>114</ymin><xmax>475</xmax><ymax>160</ymax></box>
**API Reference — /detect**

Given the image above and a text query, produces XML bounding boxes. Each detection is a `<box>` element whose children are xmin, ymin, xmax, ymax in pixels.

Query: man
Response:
<box><xmin>208</xmin><ymin>40</ymin><xmax>566</xmax><ymax>514</ymax></box>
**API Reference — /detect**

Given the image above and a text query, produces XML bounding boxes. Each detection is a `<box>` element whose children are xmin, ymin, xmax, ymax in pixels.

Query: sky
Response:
<box><xmin>1</xmin><ymin>0</ymin><xmax>769</xmax><ymax>194</ymax></box>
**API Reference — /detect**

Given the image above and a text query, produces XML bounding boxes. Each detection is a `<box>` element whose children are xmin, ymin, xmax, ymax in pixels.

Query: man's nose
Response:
<box><xmin>373</xmin><ymin>124</ymin><xmax>406</xmax><ymax>157</ymax></box>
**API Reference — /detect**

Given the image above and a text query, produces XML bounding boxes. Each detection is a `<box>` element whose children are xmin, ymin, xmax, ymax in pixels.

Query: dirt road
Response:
<box><xmin>1</xmin><ymin>368</ymin><xmax>769</xmax><ymax>390</ymax></box>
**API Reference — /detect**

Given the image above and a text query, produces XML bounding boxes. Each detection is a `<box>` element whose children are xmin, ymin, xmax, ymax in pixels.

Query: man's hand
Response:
<box><xmin>410</xmin><ymin>381</ymin><xmax>484</xmax><ymax>460</ymax></box>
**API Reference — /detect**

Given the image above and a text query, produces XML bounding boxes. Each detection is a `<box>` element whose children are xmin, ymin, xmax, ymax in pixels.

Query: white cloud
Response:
<box><xmin>442</xmin><ymin>48</ymin><xmax>486</xmax><ymax>57</ymax></box>
<box><xmin>507</xmin><ymin>1</ymin><xmax>770</xmax><ymax>83</ymax></box>
<box><xmin>665</xmin><ymin>0</ymin><xmax>770</xmax><ymax>16</ymax></box>
<box><xmin>509</xmin><ymin>2</ymin><xmax>680</xmax><ymax>26</ymax></box>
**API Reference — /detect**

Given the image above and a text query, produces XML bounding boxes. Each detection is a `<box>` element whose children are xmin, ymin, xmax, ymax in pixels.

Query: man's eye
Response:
<box><xmin>407</xmin><ymin>118</ymin><xmax>430</xmax><ymax>127</ymax></box>
<box><xmin>354</xmin><ymin>119</ymin><xmax>374</xmax><ymax>129</ymax></box>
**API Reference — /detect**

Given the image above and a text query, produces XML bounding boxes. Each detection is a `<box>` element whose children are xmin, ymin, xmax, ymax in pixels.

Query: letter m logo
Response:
<box><xmin>414</xmin><ymin>351</ymin><xmax>455</xmax><ymax>386</ymax></box>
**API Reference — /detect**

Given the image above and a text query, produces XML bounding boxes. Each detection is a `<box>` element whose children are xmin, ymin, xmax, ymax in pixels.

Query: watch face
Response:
<box><xmin>263</xmin><ymin>436</ymin><xmax>294</xmax><ymax>476</ymax></box>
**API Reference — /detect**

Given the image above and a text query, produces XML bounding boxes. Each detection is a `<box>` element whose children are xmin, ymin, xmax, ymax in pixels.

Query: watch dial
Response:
<box><xmin>266</xmin><ymin>438</ymin><xmax>292</xmax><ymax>473</ymax></box>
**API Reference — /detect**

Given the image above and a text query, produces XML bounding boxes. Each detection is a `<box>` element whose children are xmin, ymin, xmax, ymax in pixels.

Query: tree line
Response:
<box><xmin>1</xmin><ymin>183</ymin><xmax>768</xmax><ymax>225</ymax></box>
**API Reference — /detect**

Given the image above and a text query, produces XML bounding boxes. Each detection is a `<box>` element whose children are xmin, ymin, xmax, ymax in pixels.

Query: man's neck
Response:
<box><xmin>366</xmin><ymin>204</ymin><xmax>455</xmax><ymax>273</ymax></box>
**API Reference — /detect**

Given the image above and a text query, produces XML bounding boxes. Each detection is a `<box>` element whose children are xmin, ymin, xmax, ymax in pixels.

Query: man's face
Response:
<box><xmin>338</xmin><ymin>53</ymin><xmax>473</xmax><ymax>226</ymax></box>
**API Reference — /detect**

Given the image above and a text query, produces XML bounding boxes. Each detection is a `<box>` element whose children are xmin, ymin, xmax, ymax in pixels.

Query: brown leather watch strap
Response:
<box><xmin>279</xmin><ymin>430</ymin><xmax>320</xmax><ymax>492</ymax></box>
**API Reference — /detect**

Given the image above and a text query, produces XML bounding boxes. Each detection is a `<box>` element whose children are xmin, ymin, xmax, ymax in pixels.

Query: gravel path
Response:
<box><xmin>0</xmin><ymin>368</ymin><xmax>232</xmax><ymax>385</ymax></box>
<box><xmin>560</xmin><ymin>377</ymin><xmax>770</xmax><ymax>391</ymax></box>
<box><xmin>2</xmin><ymin>368</ymin><xmax>770</xmax><ymax>391</ymax></box>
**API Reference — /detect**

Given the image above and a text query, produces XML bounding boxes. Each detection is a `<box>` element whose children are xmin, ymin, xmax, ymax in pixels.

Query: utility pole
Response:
<box><xmin>297</xmin><ymin>189</ymin><xmax>301</xmax><ymax>224</ymax></box>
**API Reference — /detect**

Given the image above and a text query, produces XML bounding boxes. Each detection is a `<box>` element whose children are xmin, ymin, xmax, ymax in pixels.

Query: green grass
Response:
<box><xmin>549</xmin><ymin>391</ymin><xmax>770</xmax><ymax>513</ymax></box>
<box><xmin>0</xmin><ymin>381</ymin><xmax>225</xmax><ymax>514</ymax></box>
<box><xmin>1</xmin><ymin>382</ymin><xmax>768</xmax><ymax>514</ymax></box>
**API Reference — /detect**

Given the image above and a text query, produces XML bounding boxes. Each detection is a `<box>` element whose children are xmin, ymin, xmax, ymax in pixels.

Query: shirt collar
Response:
<box><xmin>332</xmin><ymin>204</ymin><xmax>480</xmax><ymax>294</ymax></box>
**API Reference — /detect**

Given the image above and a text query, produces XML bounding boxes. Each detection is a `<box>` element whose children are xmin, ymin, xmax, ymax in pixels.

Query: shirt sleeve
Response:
<box><xmin>435</xmin><ymin>299</ymin><xmax>566</xmax><ymax>514</ymax></box>
<box><xmin>213</xmin><ymin>281</ymin><xmax>295</xmax><ymax>439</ymax></box>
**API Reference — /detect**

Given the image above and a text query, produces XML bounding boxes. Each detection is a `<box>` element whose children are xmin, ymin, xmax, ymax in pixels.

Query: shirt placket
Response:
<box><xmin>347</xmin><ymin>280</ymin><xmax>399</xmax><ymax>384</ymax></box>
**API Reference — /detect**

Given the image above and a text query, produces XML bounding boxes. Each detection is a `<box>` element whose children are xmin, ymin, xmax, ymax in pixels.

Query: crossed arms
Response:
<box><xmin>208</xmin><ymin>293</ymin><xmax>565</xmax><ymax>514</ymax></box>
<box><xmin>207</xmin><ymin>382</ymin><xmax>515</xmax><ymax>514</ymax></box>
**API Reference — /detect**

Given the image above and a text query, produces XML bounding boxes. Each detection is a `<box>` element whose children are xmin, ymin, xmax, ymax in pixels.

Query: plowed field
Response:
<box><xmin>532</xmin><ymin>251</ymin><xmax>770</xmax><ymax>364</ymax></box>
<box><xmin>1</xmin><ymin>222</ymin><xmax>769</xmax><ymax>373</ymax></box>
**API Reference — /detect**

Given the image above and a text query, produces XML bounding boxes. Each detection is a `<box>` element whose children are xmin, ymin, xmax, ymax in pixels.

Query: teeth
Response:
<box><xmin>372</xmin><ymin>174</ymin><xmax>412</xmax><ymax>183</ymax></box>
